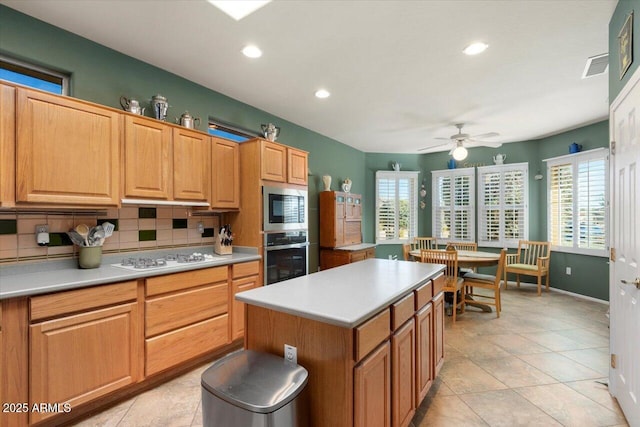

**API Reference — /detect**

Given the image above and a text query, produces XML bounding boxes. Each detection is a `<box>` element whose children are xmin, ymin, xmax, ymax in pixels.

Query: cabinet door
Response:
<box><xmin>392</xmin><ymin>319</ymin><xmax>415</xmax><ymax>427</ymax></box>
<box><xmin>287</xmin><ymin>147</ymin><xmax>308</xmax><ymax>185</ymax></box>
<box><xmin>433</xmin><ymin>292</ymin><xmax>445</xmax><ymax>377</ymax></box>
<box><xmin>346</xmin><ymin>194</ymin><xmax>362</xmax><ymax>219</ymax></box>
<box><xmin>0</xmin><ymin>84</ymin><xmax>15</xmax><ymax>206</ymax></box>
<box><xmin>173</xmin><ymin>128</ymin><xmax>210</xmax><ymax>201</ymax></box>
<box><xmin>211</xmin><ymin>137</ymin><xmax>240</xmax><ymax>208</ymax></box>
<box><xmin>261</xmin><ymin>140</ymin><xmax>286</xmax><ymax>182</ymax></box>
<box><xmin>30</xmin><ymin>303</ymin><xmax>139</xmax><ymax>423</ymax></box>
<box><xmin>231</xmin><ymin>275</ymin><xmax>259</xmax><ymax>340</ymax></box>
<box><xmin>415</xmin><ymin>303</ymin><xmax>433</xmax><ymax>405</ymax></box>
<box><xmin>335</xmin><ymin>193</ymin><xmax>346</xmax><ymax>247</ymax></box>
<box><xmin>124</xmin><ymin>115</ymin><xmax>172</xmax><ymax>199</ymax></box>
<box><xmin>354</xmin><ymin>341</ymin><xmax>391</xmax><ymax>427</ymax></box>
<box><xmin>16</xmin><ymin>88</ymin><xmax>120</xmax><ymax>206</ymax></box>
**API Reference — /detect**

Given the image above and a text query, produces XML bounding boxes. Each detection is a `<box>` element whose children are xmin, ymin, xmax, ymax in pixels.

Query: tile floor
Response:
<box><xmin>74</xmin><ymin>283</ymin><xmax>628</xmax><ymax>427</ymax></box>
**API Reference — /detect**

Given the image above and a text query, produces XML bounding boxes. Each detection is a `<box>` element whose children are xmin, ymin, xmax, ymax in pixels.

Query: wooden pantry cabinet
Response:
<box><xmin>144</xmin><ymin>267</ymin><xmax>230</xmax><ymax>376</ymax></box>
<box><xmin>123</xmin><ymin>115</ymin><xmax>211</xmax><ymax>203</ymax></box>
<box><xmin>29</xmin><ymin>281</ymin><xmax>140</xmax><ymax>424</ymax></box>
<box><xmin>16</xmin><ymin>87</ymin><xmax>120</xmax><ymax>206</ymax></box>
<box><xmin>320</xmin><ymin>191</ymin><xmax>363</xmax><ymax>248</ymax></box>
<box><xmin>211</xmin><ymin>136</ymin><xmax>240</xmax><ymax>209</ymax></box>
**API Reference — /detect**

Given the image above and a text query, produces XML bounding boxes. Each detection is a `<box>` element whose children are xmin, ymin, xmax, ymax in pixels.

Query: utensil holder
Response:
<box><xmin>214</xmin><ymin>240</ymin><xmax>232</xmax><ymax>255</ymax></box>
<box><xmin>79</xmin><ymin>246</ymin><xmax>102</xmax><ymax>269</ymax></box>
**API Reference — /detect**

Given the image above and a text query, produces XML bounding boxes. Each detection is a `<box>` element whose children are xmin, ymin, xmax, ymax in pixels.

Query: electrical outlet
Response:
<box><xmin>35</xmin><ymin>224</ymin><xmax>48</xmax><ymax>234</ymax></box>
<box><xmin>284</xmin><ymin>344</ymin><xmax>297</xmax><ymax>364</ymax></box>
<box><xmin>197</xmin><ymin>221</ymin><xmax>204</xmax><ymax>234</ymax></box>
<box><xmin>566</xmin><ymin>267</ymin><xmax>572</xmax><ymax>275</ymax></box>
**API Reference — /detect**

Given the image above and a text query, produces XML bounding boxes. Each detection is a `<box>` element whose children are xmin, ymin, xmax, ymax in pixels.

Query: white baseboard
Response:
<box><xmin>504</xmin><ymin>280</ymin><xmax>609</xmax><ymax>305</ymax></box>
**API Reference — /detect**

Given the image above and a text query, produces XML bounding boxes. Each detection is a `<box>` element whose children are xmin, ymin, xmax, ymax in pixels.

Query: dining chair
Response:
<box><xmin>446</xmin><ymin>241</ymin><xmax>478</xmax><ymax>275</ymax></box>
<box><xmin>412</xmin><ymin>237</ymin><xmax>438</xmax><ymax>252</ymax></box>
<box><xmin>463</xmin><ymin>249</ymin><xmax>506</xmax><ymax>318</ymax></box>
<box><xmin>504</xmin><ymin>240</ymin><xmax>551</xmax><ymax>296</ymax></box>
<box><xmin>420</xmin><ymin>248</ymin><xmax>465</xmax><ymax>322</ymax></box>
<box><xmin>402</xmin><ymin>243</ymin><xmax>412</xmax><ymax>261</ymax></box>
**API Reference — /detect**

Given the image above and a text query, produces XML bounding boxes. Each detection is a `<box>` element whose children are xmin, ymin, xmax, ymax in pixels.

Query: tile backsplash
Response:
<box><xmin>0</xmin><ymin>206</ymin><xmax>218</xmax><ymax>264</ymax></box>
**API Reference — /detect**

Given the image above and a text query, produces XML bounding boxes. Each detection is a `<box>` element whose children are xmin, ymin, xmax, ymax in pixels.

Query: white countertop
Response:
<box><xmin>332</xmin><ymin>243</ymin><xmax>377</xmax><ymax>251</ymax></box>
<box><xmin>0</xmin><ymin>246</ymin><xmax>260</xmax><ymax>299</ymax></box>
<box><xmin>236</xmin><ymin>258</ymin><xmax>444</xmax><ymax>328</ymax></box>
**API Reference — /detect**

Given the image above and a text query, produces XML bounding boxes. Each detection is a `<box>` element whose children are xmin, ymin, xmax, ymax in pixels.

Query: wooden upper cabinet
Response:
<box><xmin>172</xmin><ymin>128</ymin><xmax>210</xmax><ymax>202</ymax></box>
<box><xmin>260</xmin><ymin>140</ymin><xmax>287</xmax><ymax>182</ymax></box>
<box><xmin>211</xmin><ymin>137</ymin><xmax>239</xmax><ymax>209</ymax></box>
<box><xmin>16</xmin><ymin>88</ymin><xmax>120</xmax><ymax>206</ymax></box>
<box><xmin>0</xmin><ymin>83</ymin><xmax>16</xmax><ymax>207</ymax></box>
<box><xmin>287</xmin><ymin>147</ymin><xmax>308</xmax><ymax>185</ymax></box>
<box><xmin>123</xmin><ymin>115</ymin><xmax>172</xmax><ymax>200</ymax></box>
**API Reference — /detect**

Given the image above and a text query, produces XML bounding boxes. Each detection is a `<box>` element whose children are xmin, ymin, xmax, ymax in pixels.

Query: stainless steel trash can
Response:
<box><xmin>201</xmin><ymin>350</ymin><xmax>309</xmax><ymax>427</ymax></box>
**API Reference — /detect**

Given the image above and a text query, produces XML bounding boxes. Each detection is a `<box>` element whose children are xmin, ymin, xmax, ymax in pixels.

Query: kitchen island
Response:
<box><xmin>236</xmin><ymin>258</ymin><xmax>446</xmax><ymax>427</ymax></box>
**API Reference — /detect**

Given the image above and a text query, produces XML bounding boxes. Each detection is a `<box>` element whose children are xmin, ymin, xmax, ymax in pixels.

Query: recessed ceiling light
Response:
<box><xmin>207</xmin><ymin>0</ymin><xmax>271</xmax><ymax>21</ymax></box>
<box><xmin>315</xmin><ymin>89</ymin><xmax>330</xmax><ymax>99</ymax></box>
<box><xmin>242</xmin><ymin>45</ymin><xmax>263</xmax><ymax>58</ymax></box>
<box><xmin>463</xmin><ymin>42</ymin><xmax>489</xmax><ymax>56</ymax></box>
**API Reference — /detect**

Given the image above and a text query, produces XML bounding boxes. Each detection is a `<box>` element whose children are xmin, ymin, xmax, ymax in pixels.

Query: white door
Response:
<box><xmin>610</xmin><ymin>66</ymin><xmax>640</xmax><ymax>427</ymax></box>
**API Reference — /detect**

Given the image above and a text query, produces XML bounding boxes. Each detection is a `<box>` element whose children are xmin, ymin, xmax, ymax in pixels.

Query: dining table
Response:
<box><xmin>409</xmin><ymin>249</ymin><xmax>501</xmax><ymax>312</ymax></box>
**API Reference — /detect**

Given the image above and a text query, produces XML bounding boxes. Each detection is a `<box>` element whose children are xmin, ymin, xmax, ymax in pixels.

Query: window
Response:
<box><xmin>432</xmin><ymin>168</ymin><xmax>475</xmax><ymax>242</ymax></box>
<box><xmin>208</xmin><ymin>119</ymin><xmax>258</xmax><ymax>142</ymax></box>
<box><xmin>477</xmin><ymin>163</ymin><xmax>528</xmax><ymax>248</ymax></box>
<box><xmin>0</xmin><ymin>56</ymin><xmax>68</xmax><ymax>95</ymax></box>
<box><xmin>375</xmin><ymin>171</ymin><xmax>419</xmax><ymax>244</ymax></box>
<box><xmin>545</xmin><ymin>148</ymin><xmax>608</xmax><ymax>256</ymax></box>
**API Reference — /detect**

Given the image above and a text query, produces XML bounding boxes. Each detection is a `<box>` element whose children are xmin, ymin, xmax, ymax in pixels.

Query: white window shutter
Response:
<box><xmin>376</xmin><ymin>171</ymin><xmax>419</xmax><ymax>244</ymax></box>
<box><xmin>432</xmin><ymin>168</ymin><xmax>475</xmax><ymax>243</ymax></box>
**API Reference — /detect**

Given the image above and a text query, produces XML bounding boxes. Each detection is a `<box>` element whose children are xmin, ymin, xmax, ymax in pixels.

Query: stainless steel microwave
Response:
<box><xmin>262</xmin><ymin>186</ymin><xmax>308</xmax><ymax>232</ymax></box>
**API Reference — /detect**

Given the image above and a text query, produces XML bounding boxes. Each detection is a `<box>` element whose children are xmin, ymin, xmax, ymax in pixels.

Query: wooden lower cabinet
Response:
<box><xmin>320</xmin><ymin>246</ymin><xmax>376</xmax><ymax>270</ymax></box>
<box><xmin>392</xmin><ymin>320</ymin><xmax>416</xmax><ymax>427</ymax></box>
<box><xmin>354</xmin><ymin>341</ymin><xmax>391</xmax><ymax>427</ymax></box>
<box><xmin>231</xmin><ymin>275</ymin><xmax>259</xmax><ymax>340</ymax></box>
<box><xmin>415</xmin><ymin>303</ymin><xmax>434</xmax><ymax>405</ymax></box>
<box><xmin>145</xmin><ymin>314</ymin><xmax>228</xmax><ymax>376</ymax></box>
<box><xmin>30</xmin><ymin>302</ymin><xmax>140</xmax><ymax>423</ymax></box>
<box><xmin>144</xmin><ymin>267</ymin><xmax>230</xmax><ymax>376</ymax></box>
<box><xmin>433</xmin><ymin>292</ymin><xmax>445</xmax><ymax>376</ymax></box>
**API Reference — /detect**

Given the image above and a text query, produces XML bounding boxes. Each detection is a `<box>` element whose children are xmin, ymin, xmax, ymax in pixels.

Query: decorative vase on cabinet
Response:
<box><xmin>322</xmin><ymin>175</ymin><xmax>332</xmax><ymax>191</ymax></box>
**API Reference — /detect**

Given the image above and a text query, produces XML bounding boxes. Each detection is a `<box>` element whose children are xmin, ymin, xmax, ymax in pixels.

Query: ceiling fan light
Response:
<box><xmin>452</xmin><ymin>145</ymin><xmax>468</xmax><ymax>161</ymax></box>
<box><xmin>463</xmin><ymin>42</ymin><xmax>489</xmax><ymax>56</ymax></box>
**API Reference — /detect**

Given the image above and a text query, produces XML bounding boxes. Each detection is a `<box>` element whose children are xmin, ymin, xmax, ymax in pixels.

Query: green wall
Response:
<box><xmin>0</xmin><ymin>5</ymin><xmax>612</xmax><ymax>299</ymax></box>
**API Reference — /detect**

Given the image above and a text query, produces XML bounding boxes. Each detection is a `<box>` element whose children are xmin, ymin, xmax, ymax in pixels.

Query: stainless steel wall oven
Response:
<box><xmin>264</xmin><ymin>231</ymin><xmax>309</xmax><ymax>285</ymax></box>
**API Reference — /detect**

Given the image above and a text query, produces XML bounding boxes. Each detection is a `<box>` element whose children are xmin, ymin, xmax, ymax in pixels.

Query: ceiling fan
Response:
<box><xmin>418</xmin><ymin>123</ymin><xmax>501</xmax><ymax>160</ymax></box>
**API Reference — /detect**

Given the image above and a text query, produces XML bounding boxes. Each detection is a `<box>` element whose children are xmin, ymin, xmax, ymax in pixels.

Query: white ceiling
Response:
<box><xmin>2</xmin><ymin>0</ymin><xmax>617</xmax><ymax>153</ymax></box>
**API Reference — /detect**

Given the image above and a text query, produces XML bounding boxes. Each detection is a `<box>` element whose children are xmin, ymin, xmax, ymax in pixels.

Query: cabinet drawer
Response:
<box><xmin>350</xmin><ymin>251</ymin><xmax>367</xmax><ymax>263</ymax></box>
<box><xmin>30</xmin><ymin>281</ymin><xmax>137</xmax><ymax>321</ymax></box>
<box><xmin>232</xmin><ymin>261</ymin><xmax>260</xmax><ymax>279</ymax></box>
<box><xmin>146</xmin><ymin>266</ymin><xmax>227</xmax><ymax>297</ymax></box>
<box><xmin>414</xmin><ymin>280</ymin><xmax>433</xmax><ymax>311</ymax></box>
<box><xmin>432</xmin><ymin>273</ymin><xmax>445</xmax><ymax>297</ymax></box>
<box><xmin>391</xmin><ymin>293</ymin><xmax>415</xmax><ymax>330</ymax></box>
<box><xmin>355</xmin><ymin>309</ymin><xmax>390</xmax><ymax>362</ymax></box>
<box><xmin>145</xmin><ymin>282</ymin><xmax>227</xmax><ymax>337</ymax></box>
<box><xmin>365</xmin><ymin>248</ymin><xmax>376</xmax><ymax>258</ymax></box>
<box><xmin>146</xmin><ymin>314</ymin><xmax>229</xmax><ymax>376</ymax></box>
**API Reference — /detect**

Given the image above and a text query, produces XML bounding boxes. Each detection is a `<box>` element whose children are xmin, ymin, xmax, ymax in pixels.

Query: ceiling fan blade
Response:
<box><xmin>417</xmin><ymin>141</ymin><xmax>452</xmax><ymax>152</ymax></box>
<box><xmin>434</xmin><ymin>137</ymin><xmax>451</xmax><ymax>141</ymax></box>
<box><xmin>466</xmin><ymin>139</ymin><xmax>503</xmax><ymax>148</ymax></box>
<box><xmin>471</xmin><ymin>132</ymin><xmax>499</xmax><ymax>139</ymax></box>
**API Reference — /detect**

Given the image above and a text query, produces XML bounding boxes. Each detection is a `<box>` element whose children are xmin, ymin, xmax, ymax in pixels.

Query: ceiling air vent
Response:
<box><xmin>582</xmin><ymin>53</ymin><xmax>609</xmax><ymax>79</ymax></box>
